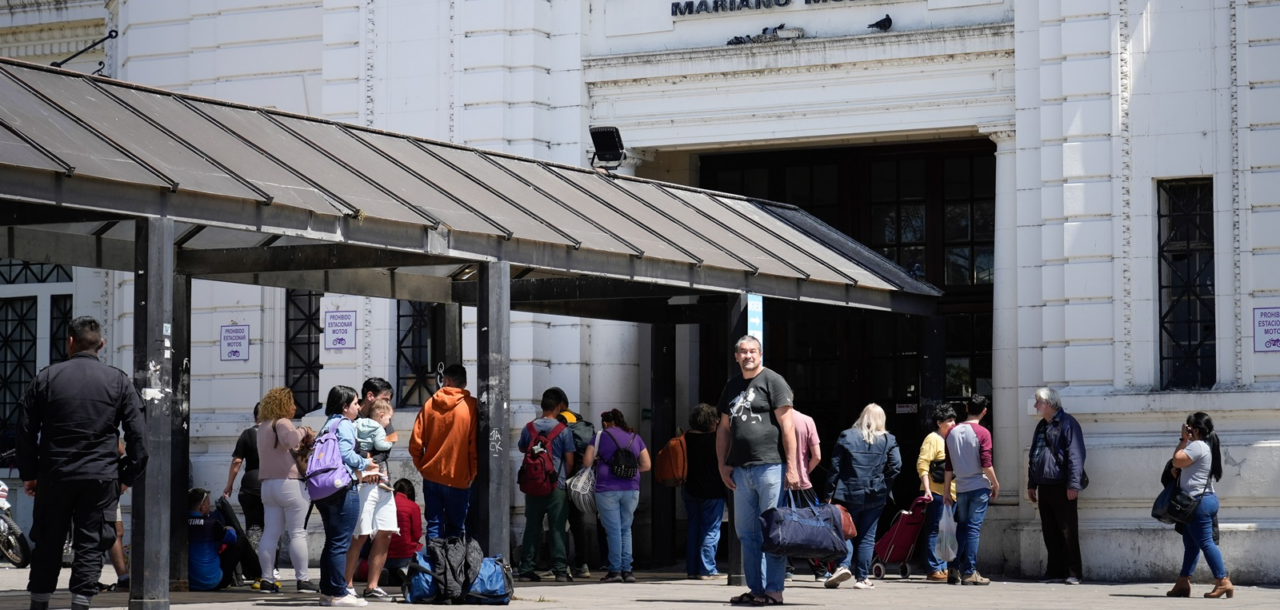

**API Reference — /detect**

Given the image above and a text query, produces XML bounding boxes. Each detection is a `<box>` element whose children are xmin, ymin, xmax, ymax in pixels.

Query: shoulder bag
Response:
<box><xmin>1152</xmin><ymin>467</ymin><xmax>1210</xmax><ymax>525</ymax></box>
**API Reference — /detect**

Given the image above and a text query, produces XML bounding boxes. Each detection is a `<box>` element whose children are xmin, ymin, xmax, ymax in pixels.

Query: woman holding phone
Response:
<box><xmin>1166</xmin><ymin>412</ymin><xmax>1230</xmax><ymax>599</ymax></box>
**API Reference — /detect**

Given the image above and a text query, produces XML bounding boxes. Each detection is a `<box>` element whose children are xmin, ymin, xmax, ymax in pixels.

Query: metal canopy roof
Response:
<box><xmin>0</xmin><ymin>58</ymin><xmax>940</xmax><ymax>313</ymax></box>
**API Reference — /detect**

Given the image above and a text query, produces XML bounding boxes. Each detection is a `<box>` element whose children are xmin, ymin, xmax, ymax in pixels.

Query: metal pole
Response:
<box><xmin>130</xmin><ymin>217</ymin><xmax>174</xmax><ymax>610</ymax></box>
<box><xmin>474</xmin><ymin>262</ymin><xmax>511</xmax><ymax>557</ymax></box>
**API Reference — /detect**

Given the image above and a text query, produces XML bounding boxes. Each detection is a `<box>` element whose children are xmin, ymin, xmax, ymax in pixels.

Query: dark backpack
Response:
<box><xmin>604</xmin><ymin>430</ymin><xmax>639</xmax><ymax>480</ymax></box>
<box><xmin>425</xmin><ymin>537</ymin><xmax>484</xmax><ymax>604</ymax></box>
<box><xmin>518</xmin><ymin>421</ymin><xmax>566</xmax><ymax>496</ymax></box>
<box><xmin>564</xmin><ymin>418</ymin><xmax>595</xmax><ymax>456</ymax></box>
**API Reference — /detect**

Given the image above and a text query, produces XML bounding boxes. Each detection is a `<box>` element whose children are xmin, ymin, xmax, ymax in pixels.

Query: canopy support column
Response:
<box><xmin>649</xmin><ymin>323</ymin><xmax>677</xmax><ymax>568</ymax></box>
<box><xmin>169</xmin><ymin>274</ymin><xmax>192</xmax><ymax>590</ymax></box>
<box><xmin>724</xmin><ymin>294</ymin><xmax>748</xmax><ymax>587</ymax></box>
<box><xmin>474</xmin><ymin>262</ymin><xmax>511</xmax><ymax>557</ymax></box>
<box><xmin>129</xmin><ymin>217</ymin><xmax>174</xmax><ymax>610</ymax></box>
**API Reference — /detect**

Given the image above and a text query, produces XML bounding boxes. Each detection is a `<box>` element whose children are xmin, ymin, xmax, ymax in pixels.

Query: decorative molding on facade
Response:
<box><xmin>1230</xmin><ymin>0</ymin><xmax>1243</xmax><ymax>385</ymax></box>
<box><xmin>979</xmin><ymin>121</ymin><xmax>1015</xmax><ymax>144</ymax></box>
<box><xmin>1118</xmin><ymin>0</ymin><xmax>1135</xmax><ymax>387</ymax></box>
<box><xmin>362</xmin><ymin>0</ymin><xmax>377</xmax><ymax>128</ymax></box>
<box><xmin>0</xmin><ymin>19</ymin><xmax>106</xmax><ymax>60</ymax></box>
<box><xmin>584</xmin><ymin>23</ymin><xmax>1014</xmax><ymax>88</ymax></box>
<box><xmin>103</xmin><ymin>0</ymin><xmax>116</xmax><ymax>78</ymax></box>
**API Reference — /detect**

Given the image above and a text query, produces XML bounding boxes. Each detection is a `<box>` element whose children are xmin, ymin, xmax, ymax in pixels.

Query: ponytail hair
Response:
<box><xmin>1185</xmin><ymin>412</ymin><xmax>1222</xmax><ymax>482</ymax></box>
<box><xmin>601</xmin><ymin>409</ymin><xmax>635</xmax><ymax>434</ymax></box>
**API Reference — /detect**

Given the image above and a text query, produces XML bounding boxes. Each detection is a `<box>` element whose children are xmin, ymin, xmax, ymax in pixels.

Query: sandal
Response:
<box><xmin>729</xmin><ymin>592</ymin><xmax>760</xmax><ymax>606</ymax></box>
<box><xmin>751</xmin><ymin>595</ymin><xmax>784</xmax><ymax>606</ymax></box>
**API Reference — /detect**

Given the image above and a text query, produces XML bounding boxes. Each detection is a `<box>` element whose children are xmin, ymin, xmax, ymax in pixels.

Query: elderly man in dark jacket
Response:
<box><xmin>1027</xmin><ymin>386</ymin><xmax>1086</xmax><ymax>585</ymax></box>
<box><xmin>18</xmin><ymin>316</ymin><xmax>148</xmax><ymax>610</ymax></box>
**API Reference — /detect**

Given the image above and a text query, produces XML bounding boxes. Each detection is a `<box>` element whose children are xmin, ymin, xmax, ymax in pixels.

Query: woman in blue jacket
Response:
<box><xmin>315</xmin><ymin>385</ymin><xmax>382</xmax><ymax>607</ymax></box>
<box><xmin>823</xmin><ymin>404</ymin><xmax>901</xmax><ymax>590</ymax></box>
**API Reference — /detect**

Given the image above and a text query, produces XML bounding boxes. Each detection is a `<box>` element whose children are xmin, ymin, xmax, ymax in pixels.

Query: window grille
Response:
<box><xmin>1158</xmin><ymin>178</ymin><xmax>1215</xmax><ymax>390</ymax></box>
<box><xmin>0</xmin><ymin>259</ymin><xmax>71</xmax><ymax>284</ymax></box>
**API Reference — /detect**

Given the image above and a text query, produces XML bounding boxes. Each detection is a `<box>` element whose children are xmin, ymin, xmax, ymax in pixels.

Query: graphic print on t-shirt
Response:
<box><xmin>729</xmin><ymin>388</ymin><xmax>764</xmax><ymax>423</ymax></box>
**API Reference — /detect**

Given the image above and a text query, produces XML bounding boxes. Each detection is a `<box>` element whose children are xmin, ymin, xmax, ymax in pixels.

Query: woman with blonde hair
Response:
<box><xmin>823</xmin><ymin>404</ymin><xmax>901</xmax><ymax>590</ymax></box>
<box><xmin>254</xmin><ymin>387</ymin><xmax>317</xmax><ymax>593</ymax></box>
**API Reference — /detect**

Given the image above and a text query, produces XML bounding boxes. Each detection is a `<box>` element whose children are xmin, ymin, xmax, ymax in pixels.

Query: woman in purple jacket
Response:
<box><xmin>582</xmin><ymin>410</ymin><xmax>651</xmax><ymax>583</ymax></box>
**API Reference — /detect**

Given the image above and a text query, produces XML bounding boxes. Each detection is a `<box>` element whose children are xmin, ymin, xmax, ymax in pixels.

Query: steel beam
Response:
<box><xmin>0</xmin><ymin>226</ymin><xmax>133</xmax><ymax>272</ymax></box>
<box><xmin>452</xmin><ymin>276</ymin><xmax>709</xmax><ymax>305</ymax></box>
<box><xmin>130</xmin><ymin>217</ymin><xmax>174</xmax><ymax>610</ymax></box>
<box><xmin>0</xmin><ymin>200</ymin><xmax>126</xmax><ymax>225</ymax></box>
<box><xmin>175</xmin><ymin>243</ymin><xmax>458</xmax><ymax>276</ymax></box>
<box><xmin>195</xmin><ymin>269</ymin><xmax>453</xmax><ymax>303</ymax></box>
<box><xmin>473</xmin><ymin>262</ymin><xmax>511</xmax><ymax>557</ymax></box>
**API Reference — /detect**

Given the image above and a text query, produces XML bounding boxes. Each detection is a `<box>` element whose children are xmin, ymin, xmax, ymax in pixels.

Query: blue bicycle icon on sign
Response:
<box><xmin>227</xmin><ymin>350</ymin><xmax>240</xmax><ymax>358</ymax></box>
<box><xmin>333</xmin><ymin>338</ymin><xmax>347</xmax><ymax>346</ymax></box>
<box><xmin>1267</xmin><ymin>338</ymin><xmax>1280</xmax><ymax>349</ymax></box>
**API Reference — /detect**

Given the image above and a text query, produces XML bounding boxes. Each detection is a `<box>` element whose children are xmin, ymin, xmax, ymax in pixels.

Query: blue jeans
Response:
<box><xmin>837</xmin><ymin>503</ymin><xmax>882</xmax><ymax>581</ymax></box>
<box><xmin>922</xmin><ymin>493</ymin><xmax>947</xmax><ymax>573</ymax></box>
<box><xmin>954</xmin><ymin>489</ymin><xmax>990</xmax><ymax>576</ymax></box>
<box><xmin>597</xmin><ymin>490</ymin><xmax>640</xmax><ymax>573</ymax></box>
<box><xmin>422</xmin><ymin>478</ymin><xmax>471</xmax><ymax>539</ymax></box>
<box><xmin>316</xmin><ymin>485</ymin><xmax>360</xmax><ymax>596</ymax></box>
<box><xmin>1180</xmin><ymin>493</ymin><xmax>1226</xmax><ymax>579</ymax></box>
<box><xmin>732</xmin><ymin>464</ymin><xmax>785</xmax><ymax>595</ymax></box>
<box><xmin>683</xmin><ymin>491</ymin><xmax>724</xmax><ymax>576</ymax></box>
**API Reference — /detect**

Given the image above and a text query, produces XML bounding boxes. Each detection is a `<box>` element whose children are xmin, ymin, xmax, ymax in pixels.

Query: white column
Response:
<box><xmin>981</xmin><ymin>122</ymin><xmax>1020</xmax><ymax>504</ymax></box>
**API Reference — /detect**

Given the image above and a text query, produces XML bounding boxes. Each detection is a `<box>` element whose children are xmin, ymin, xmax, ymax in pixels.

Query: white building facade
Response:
<box><xmin>1</xmin><ymin>0</ymin><xmax>1278</xmax><ymax>583</ymax></box>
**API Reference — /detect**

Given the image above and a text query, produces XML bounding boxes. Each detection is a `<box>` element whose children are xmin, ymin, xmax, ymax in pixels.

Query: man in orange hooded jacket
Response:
<box><xmin>409</xmin><ymin>364</ymin><xmax>478</xmax><ymax>539</ymax></box>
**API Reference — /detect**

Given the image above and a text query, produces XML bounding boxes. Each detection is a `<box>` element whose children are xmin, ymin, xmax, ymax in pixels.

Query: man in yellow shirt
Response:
<box><xmin>918</xmin><ymin>404</ymin><xmax>958</xmax><ymax>582</ymax></box>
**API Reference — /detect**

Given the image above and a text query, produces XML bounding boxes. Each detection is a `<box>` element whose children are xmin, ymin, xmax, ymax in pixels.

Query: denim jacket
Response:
<box><xmin>327</xmin><ymin>414</ymin><xmax>370</xmax><ymax>475</ymax></box>
<box><xmin>826</xmin><ymin>430</ymin><xmax>901</xmax><ymax>508</ymax></box>
<box><xmin>1027</xmin><ymin>408</ymin><xmax>1086</xmax><ymax>491</ymax></box>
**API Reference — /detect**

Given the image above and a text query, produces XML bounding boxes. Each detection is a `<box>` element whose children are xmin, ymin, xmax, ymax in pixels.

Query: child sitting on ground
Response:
<box><xmin>355</xmin><ymin>399</ymin><xmax>395</xmax><ymax>491</ymax></box>
<box><xmin>187</xmin><ymin>488</ymin><xmax>241</xmax><ymax>591</ymax></box>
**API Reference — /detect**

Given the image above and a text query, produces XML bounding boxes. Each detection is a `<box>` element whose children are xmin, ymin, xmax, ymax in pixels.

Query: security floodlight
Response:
<box><xmin>590</xmin><ymin>126</ymin><xmax>627</xmax><ymax>169</ymax></box>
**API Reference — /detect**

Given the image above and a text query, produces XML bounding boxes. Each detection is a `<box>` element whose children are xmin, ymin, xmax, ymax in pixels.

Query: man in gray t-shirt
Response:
<box><xmin>716</xmin><ymin>335</ymin><xmax>799</xmax><ymax>605</ymax></box>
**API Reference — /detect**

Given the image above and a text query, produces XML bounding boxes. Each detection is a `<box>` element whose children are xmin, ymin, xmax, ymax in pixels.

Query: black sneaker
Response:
<box><xmin>555</xmin><ymin>573</ymin><xmax>573</xmax><ymax>583</ymax></box>
<box><xmin>363</xmin><ymin>587</ymin><xmax>390</xmax><ymax>600</ymax></box>
<box><xmin>297</xmin><ymin>579</ymin><xmax>319</xmax><ymax>593</ymax></box>
<box><xmin>621</xmin><ymin>572</ymin><xmax>636</xmax><ymax>583</ymax></box>
<box><xmin>517</xmin><ymin>572</ymin><xmax>542</xmax><ymax>582</ymax></box>
<box><xmin>259</xmin><ymin>580</ymin><xmax>282</xmax><ymax>593</ymax></box>
<box><xmin>600</xmin><ymin>572</ymin><xmax>623</xmax><ymax>583</ymax></box>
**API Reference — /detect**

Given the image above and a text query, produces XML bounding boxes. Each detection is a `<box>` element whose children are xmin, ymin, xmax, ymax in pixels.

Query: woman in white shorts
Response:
<box><xmin>255</xmin><ymin>387</ymin><xmax>316</xmax><ymax>593</ymax></box>
<box><xmin>343</xmin><ymin>476</ymin><xmax>399</xmax><ymax>598</ymax></box>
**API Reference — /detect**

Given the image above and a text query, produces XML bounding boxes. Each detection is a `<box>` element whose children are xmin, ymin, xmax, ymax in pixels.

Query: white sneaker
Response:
<box><xmin>1065</xmin><ymin>576</ymin><xmax>1081</xmax><ymax>585</ymax></box>
<box><xmin>824</xmin><ymin>566</ymin><xmax>852</xmax><ymax>589</ymax></box>
<box><xmin>328</xmin><ymin>594</ymin><xmax>368</xmax><ymax>607</ymax></box>
<box><xmin>851</xmin><ymin>579</ymin><xmax>875</xmax><ymax>590</ymax></box>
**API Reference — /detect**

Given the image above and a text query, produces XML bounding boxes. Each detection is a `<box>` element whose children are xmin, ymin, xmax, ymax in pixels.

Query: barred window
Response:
<box><xmin>49</xmin><ymin>294</ymin><xmax>73</xmax><ymax>363</ymax></box>
<box><xmin>0</xmin><ymin>297</ymin><xmax>38</xmax><ymax>454</ymax></box>
<box><xmin>285</xmin><ymin>289</ymin><xmax>323</xmax><ymax>416</ymax></box>
<box><xmin>1158</xmin><ymin>178</ymin><xmax>1215</xmax><ymax>390</ymax></box>
<box><xmin>396</xmin><ymin>301</ymin><xmax>436</xmax><ymax>410</ymax></box>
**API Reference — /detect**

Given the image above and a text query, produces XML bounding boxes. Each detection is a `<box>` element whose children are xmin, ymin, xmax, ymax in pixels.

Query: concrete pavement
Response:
<box><xmin>0</xmin><ymin>566</ymin><xmax>1274</xmax><ymax>609</ymax></box>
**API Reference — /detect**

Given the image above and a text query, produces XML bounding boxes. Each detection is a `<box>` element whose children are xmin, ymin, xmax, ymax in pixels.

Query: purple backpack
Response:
<box><xmin>306</xmin><ymin>418</ymin><xmax>353</xmax><ymax>502</ymax></box>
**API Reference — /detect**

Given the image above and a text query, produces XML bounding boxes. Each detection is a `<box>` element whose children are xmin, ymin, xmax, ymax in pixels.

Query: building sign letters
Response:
<box><xmin>672</xmin><ymin>0</ymin><xmax>851</xmax><ymax>17</ymax></box>
<box><xmin>747</xmin><ymin>293</ymin><xmax>764</xmax><ymax>351</ymax></box>
<box><xmin>219</xmin><ymin>325</ymin><xmax>250</xmax><ymax>361</ymax></box>
<box><xmin>324</xmin><ymin>310</ymin><xmax>357</xmax><ymax>350</ymax></box>
<box><xmin>1255</xmin><ymin>307</ymin><xmax>1280</xmax><ymax>353</ymax></box>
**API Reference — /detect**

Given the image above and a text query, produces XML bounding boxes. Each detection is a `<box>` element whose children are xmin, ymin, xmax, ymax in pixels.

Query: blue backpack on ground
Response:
<box><xmin>466</xmin><ymin>555</ymin><xmax>513</xmax><ymax>605</ymax></box>
<box><xmin>402</xmin><ymin>549</ymin><xmax>438</xmax><ymax>604</ymax></box>
<box><xmin>306</xmin><ymin>418</ymin><xmax>353</xmax><ymax>503</ymax></box>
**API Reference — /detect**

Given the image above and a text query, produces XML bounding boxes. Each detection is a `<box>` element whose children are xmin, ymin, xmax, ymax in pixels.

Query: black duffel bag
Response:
<box><xmin>760</xmin><ymin>492</ymin><xmax>847</xmax><ymax>562</ymax></box>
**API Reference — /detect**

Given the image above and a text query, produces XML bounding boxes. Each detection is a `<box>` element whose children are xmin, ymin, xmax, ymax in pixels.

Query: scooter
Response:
<box><xmin>0</xmin><ymin>450</ymin><xmax>30</xmax><ymax>568</ymax></box>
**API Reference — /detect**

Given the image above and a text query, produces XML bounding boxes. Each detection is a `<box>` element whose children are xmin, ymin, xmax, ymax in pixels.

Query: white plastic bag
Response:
<box><xmin>936</xmin><ymin>504</ymin><xmax>958</xmax><ymax>562</ymax></box>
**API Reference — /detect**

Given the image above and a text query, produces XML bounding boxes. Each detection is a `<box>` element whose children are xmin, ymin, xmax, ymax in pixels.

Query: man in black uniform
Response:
<box><xmin>17</xmin><ymin>316</ymin><xmax>148</xmax><ymax>610</ymax></box>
